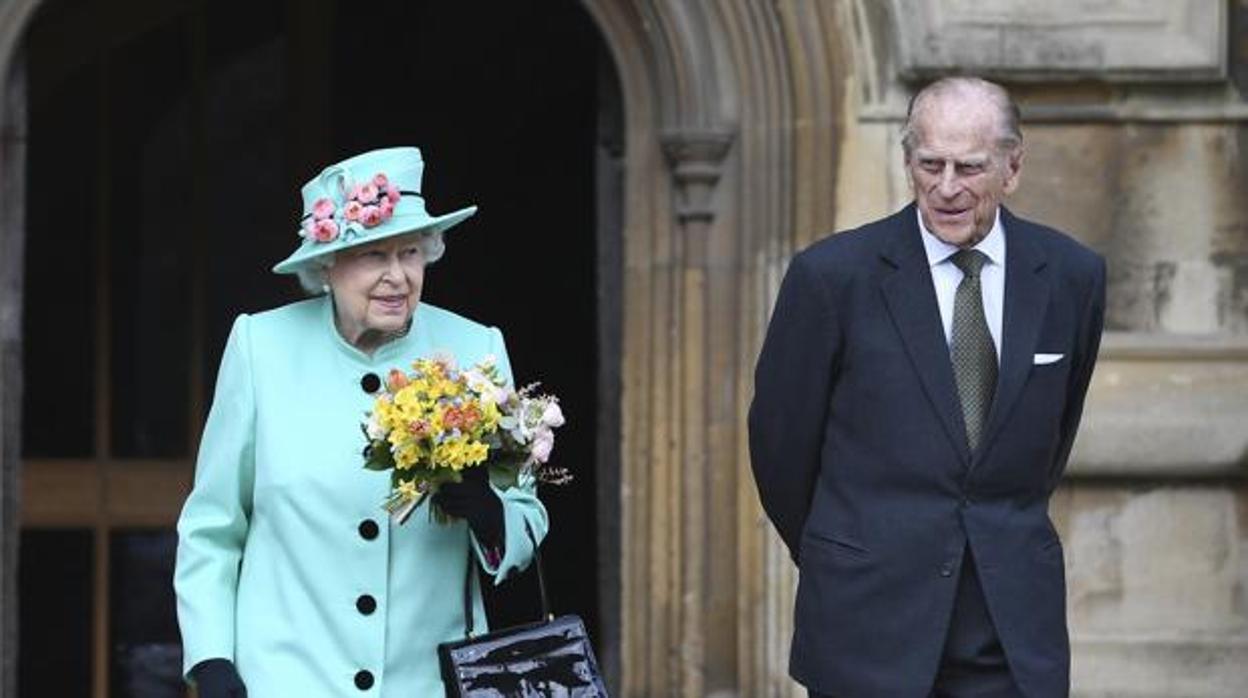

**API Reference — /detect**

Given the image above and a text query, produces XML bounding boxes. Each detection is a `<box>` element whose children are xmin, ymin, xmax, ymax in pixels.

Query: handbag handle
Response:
<box><xmin>462</xmin><ymin>519</ymin><xmax>551</xmax><ymax>638</ymax></box>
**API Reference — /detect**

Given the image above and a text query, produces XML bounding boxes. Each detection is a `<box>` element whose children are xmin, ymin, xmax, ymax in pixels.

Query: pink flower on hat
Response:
<box><xmin>360</xmin><ymin>205</ymin><xmax>383</xmax><ymax>227</ymax></box>
<box><xmin>312</xmin><ymin>219</ymin><xmax>339</xmax><ymax>242</ymax></box>
<box><xmin>295</xmin><ymin>170</ymin><xmax>400</xmax><ymax>244</ymax></box>
<box><xmin>312</xmin><ymin>197</ymin><xmax>335</xmax><ymax>220</ymax></box>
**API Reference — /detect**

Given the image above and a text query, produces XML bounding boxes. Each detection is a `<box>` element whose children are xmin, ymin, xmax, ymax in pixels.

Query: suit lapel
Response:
<box><xmin>879</xmin><ymin>206</ymin><xmax>972</xmax><ymax>463</ymax></box>
<box><xmin>979</xmin><ymin>208</ymin><xmax>1050</xmax><ymax>457</ymax></box>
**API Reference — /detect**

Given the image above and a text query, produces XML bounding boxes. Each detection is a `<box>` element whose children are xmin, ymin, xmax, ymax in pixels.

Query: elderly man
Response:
<box><xmin>749</xmin><ymin>77</ymin><xmax>1105</xmax><ymax>697</ymax></box>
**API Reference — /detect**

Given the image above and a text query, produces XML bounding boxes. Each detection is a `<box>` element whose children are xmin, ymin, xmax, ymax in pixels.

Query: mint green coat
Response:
<box><xmin>175</xmin><ymin>296</ymin><xmax>548</xmax><ymax>696</ymax></box>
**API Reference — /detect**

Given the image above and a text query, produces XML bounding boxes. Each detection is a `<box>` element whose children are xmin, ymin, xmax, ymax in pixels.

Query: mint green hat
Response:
<box><xmin>272</xmin><ymin>146</ymin><xmax>477</xmax><ymax>274</ymax></box>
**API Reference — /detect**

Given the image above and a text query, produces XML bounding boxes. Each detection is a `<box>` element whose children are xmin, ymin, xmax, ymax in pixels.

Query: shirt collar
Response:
<box><xmin>917</xmin><ymin>206</ymin><xmax>1006</xmax><ymax>269</ymax></box>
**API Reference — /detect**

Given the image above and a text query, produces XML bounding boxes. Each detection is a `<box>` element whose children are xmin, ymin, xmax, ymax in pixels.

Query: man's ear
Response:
<box><xmin>1002</xmin><ymin>146</ymin><xmax>1024</xmax><ymax>195</ymax></box>
<box><xmin>903</xmin><ymin>152</ymin><xmax>918</xmax><ymax>191</ymax></box>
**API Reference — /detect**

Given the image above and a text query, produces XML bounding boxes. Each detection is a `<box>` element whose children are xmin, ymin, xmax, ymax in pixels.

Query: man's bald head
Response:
<box><xmin>901</xmin><ymin>77</ymin><xmax>1022</xmax><ymax>159</ymax></box>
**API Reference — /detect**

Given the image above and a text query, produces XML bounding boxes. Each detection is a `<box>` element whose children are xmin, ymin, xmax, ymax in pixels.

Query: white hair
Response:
<box><xmin>294</xmin><ymin>229</ymin><xmax>447</xmax><ymax>296</ymax></box>
<box><xmin>901</xmin><ymin>76</ymin><xmax>1022</xmax><ymax>159</ymax></box>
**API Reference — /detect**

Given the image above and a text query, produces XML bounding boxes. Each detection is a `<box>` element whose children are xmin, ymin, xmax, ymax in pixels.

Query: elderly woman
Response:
<box><xmin>174</xmin><ymin>147</ymin><xmax>548</xmax><ymax>697</ymax></box>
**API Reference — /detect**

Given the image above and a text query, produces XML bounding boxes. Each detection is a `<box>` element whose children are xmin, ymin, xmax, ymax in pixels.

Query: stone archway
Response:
<box><xmin>0</xmin><ymin>1</ymin><xmax>853</xmax><ymax>696</ymax></box>
<box><xmin>577</xmin><ymin>3</ymin><xmax>850</xmax><ymax>695</ymax></box>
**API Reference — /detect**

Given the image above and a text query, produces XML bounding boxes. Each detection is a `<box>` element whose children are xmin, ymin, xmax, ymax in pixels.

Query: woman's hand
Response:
<box><xmin>190</xmin><ymin>658</ymin><xmax>247</xmax><ymax>698</ymax></box>
<box><xmin>434</xmin><ymin>466</ymin><xmax>505</xmax><ymax>548</ymax></box>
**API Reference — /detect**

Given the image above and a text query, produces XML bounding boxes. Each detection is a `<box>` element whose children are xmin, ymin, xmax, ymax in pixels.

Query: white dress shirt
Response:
<box><xmin>918</xmin><ymin>208</ymin><xmax>1006</xmax><ymax>360</ymax></box>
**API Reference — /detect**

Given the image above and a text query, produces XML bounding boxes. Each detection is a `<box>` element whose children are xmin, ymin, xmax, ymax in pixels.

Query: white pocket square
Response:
<box><xmin>1033</xmin><ymin>353</ymin><xmax>1065</xmax><ymax>365</ymax></box>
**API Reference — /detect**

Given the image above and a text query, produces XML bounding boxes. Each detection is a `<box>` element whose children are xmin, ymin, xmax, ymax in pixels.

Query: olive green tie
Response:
<box><xmin>950</xmin><ymin>249</ymin><xmax>997</xmax><ymax>451</ymax></box>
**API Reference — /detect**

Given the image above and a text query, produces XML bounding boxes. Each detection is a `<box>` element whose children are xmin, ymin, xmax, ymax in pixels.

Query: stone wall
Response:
<box><xmin>834</xmin><ymin>1</ymin><xmax>1248</xmax><ymax>695</ymax></box>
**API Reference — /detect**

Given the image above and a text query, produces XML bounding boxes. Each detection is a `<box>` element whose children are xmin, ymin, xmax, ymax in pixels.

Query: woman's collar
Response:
<box><xmin>323</xmin><ymin>295</ymin><xmax>424</xmax><ymax>365</ymax></box>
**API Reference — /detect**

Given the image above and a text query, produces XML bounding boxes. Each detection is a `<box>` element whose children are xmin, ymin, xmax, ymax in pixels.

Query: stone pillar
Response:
<box><xmin>660</xmin><ymin>128</ymin><xmax>735</xmax><ymax>697</ymax></box>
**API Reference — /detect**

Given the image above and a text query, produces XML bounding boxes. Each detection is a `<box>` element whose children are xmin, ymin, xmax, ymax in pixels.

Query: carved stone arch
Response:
<box><xmin>580</xmin><ymin>2</ymin><xmax>851</xmax><ymax>695</ymax></box>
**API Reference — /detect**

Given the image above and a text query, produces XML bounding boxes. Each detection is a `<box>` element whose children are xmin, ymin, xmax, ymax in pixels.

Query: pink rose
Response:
<box><xmin>386</xmin><ymin>185</ymin><xmax>401</xmax><ymax>203</ymax></box>
<box><xmin>313</xmin><ymin>219</ymin><xmax>339</xmax><ymax>242</ymax></box>
<box><xmin>301</xmin><ymin>220</ymin><xmax>316</xmax><ymax>239</ymax></box>
<box><xmin>349</xmin><ymin>184</ymin><xmax>362</xmax><ymax>201</ymax></box>
<box><xmin>312</xmin><ymin>197</ymin><xmax>335</xmax><ymax>220</ymax></box>
<box><xmin>358</xmin><ymin>183</ymin><xmax>379</xmax><ymax>204</ymax></box>
<box><xmin>531</xmin><ymin>429</ymin><xmax>555</xmax><ymax>464</ymax></box>
<box><xmin>343</xmin><ymin>200</ymin><xmax>363</xmax><ymax>221</ymax></box>
<box><xmin>360</xmin><ymin>205</ymin><xmax>383</xmax><ymax>227</ymax></box>
<box><xmin>379</xmin><ymin>199</ymin><xmax>395</xmax><ymax>220</ymax></box>
<box><xmin>372</xmin><ymin>173</ymin><xmax>389</xmax><ymax>187</ymax></box>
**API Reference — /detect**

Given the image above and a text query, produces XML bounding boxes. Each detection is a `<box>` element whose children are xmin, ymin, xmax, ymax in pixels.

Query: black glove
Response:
<box><xmin>190</xmin><ymin>658</ymin><xmax>247</xmax><ymax>698</ymax></box>
<box><xmin>434</xmin><ymin>466</ymin><xmax>505</xmax><ymax>547</ymax></box>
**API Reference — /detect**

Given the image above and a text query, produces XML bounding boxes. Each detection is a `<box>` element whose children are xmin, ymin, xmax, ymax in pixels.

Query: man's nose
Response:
<box><xmin>936</xmin><ymin>164</ymin><xmax>961</xmax><ymax>198</ymax></box>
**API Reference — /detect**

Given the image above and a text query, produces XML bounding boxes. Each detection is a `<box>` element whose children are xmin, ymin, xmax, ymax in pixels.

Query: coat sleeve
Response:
<box><xmin>748</xmin><ymin>252</ymin><xmax>841</xmax><ymax>563</ymax></box>
<box><xmin>470</xmin><ymin>326</ymin><xmax>550</xmax><ymax>584</ymax></box>
<box><xmin>1048</xmin><ymin>254</ymin><xmax>1107</xmax><ymax>488</ymax></box>
<box><xmin>174</xmin><ymin>315</ymin><xmax>257</xmax><ymax>676</ymax></box>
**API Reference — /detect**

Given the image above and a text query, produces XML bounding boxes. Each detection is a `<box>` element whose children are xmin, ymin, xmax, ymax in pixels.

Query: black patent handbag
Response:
<box><xmin>438</xmin><ymin>522</ymin><xmax>608</xmax><ymax>697</ymax></box>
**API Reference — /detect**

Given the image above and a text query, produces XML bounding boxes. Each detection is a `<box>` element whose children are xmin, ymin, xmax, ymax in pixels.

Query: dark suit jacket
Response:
<box><xmin>748</xmin><ymin>204</ymin><xmax>1105</xmax><ymax>698</ymax></box>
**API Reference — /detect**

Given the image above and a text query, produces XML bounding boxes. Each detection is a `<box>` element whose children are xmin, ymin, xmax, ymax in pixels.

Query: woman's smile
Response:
<box><xmin>371</xmin><ymin>294</ymin><xmax>409</xmax><ymax>314</ymax></box>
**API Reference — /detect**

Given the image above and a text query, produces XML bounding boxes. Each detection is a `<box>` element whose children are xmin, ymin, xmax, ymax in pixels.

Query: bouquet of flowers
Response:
<box><xmin>362</xmin><ymin>353</ymin><xmax>568</xmax><ymax>524</ymax></box>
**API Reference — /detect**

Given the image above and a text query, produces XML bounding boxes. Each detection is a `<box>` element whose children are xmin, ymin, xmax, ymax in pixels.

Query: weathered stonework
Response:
<box><xmin>1069</xmin><ymin>335</ymin><xmax>1248</xmax><ymax>476</ymax></box>
<box><xmin>1051</xmin><ymin>484</ymin><xmax>1248</xmax><ymax>697</ymax></box>
<box><xmin>892</xmin><ymin>0</ymin><xmax>1227</xmax><ymax>81</ymax></box>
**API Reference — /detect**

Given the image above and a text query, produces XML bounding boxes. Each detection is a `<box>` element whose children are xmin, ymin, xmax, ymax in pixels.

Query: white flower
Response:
<box><xmin>432</xmin><ymin>350</ymin><xmax>457</xmax><ymax>369</ymax></box>
<box><xmin>491</xmin><ymin>385</ymin><xmax>512</xmax><ymax>406</ymax></box>
<box><xmin>463</xmin><ymin>369</ymin><xmax>492</xmax><ymax>398</ymax></box>
<box><xmin>540</xmin><ymin>401</ymin><xmax>565</xmax><ymax>428</ymax></box>
<box><xmin>531</xmin><ymin>428</ymin><xmax>555</xmax><ymax>464</ymax></box>
<box><xmin>366</xmin><ymin>413</ymin><xmax>386</xmax><ymax>441</ymax></box>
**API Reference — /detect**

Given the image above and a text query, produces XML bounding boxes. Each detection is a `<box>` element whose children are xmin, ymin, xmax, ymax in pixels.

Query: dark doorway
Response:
<box><xmin>19</xmin><ymin>0</ymin><xmax>618</xmax><ymax>694</ymax></box>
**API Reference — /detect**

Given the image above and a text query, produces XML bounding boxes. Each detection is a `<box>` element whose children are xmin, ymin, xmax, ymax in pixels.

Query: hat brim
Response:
<box><xmin>272</xmin><ymin>205</ymin><xmax>477</xmax><ymax>275</ymax></box>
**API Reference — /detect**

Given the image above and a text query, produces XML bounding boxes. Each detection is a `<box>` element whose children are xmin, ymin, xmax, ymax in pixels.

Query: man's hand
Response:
<box><xmin>190</xmin><ymin>658</ymin><xmax>246</xmax><ymax>698</ymax></box>
<box><xmin>434</xmin><ymin>466</ymin><xmax>505</xmax><ymax>548</ymax></box>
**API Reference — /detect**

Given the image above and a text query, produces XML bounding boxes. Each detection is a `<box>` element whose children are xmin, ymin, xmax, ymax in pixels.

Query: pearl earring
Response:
<box><xmin>322</xmin><ymin>284</ymin><xmax>331</xmax><ymax>294</ymax></box>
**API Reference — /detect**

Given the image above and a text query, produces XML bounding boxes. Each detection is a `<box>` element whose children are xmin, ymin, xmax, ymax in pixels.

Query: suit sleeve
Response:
<box><xmin>174</xmin><ymin>314</ymin><xmax>257</xmax><ymax>677</ymax></box>
<box><xmin>1048</xmin><ymin>255</ymin><xmax>1107</xmax><ymax>488</ymax></box>
<box><xmin>471</xmin><ymin>326</ymin><xmax>550</xmax><ymax>584</ymax></box>
<box><xmin>748</xmin><ymin>253</ymin><xmax>841</xmax><ymax>562</ymax></box>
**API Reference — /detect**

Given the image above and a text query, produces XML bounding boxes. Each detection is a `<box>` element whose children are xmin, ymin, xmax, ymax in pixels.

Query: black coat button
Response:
<box><xmin>356</xmin><ymin>594</ymin><xmax>377</xmax><ymax>615</ymax></box>
<box><xmin>361</xmin><ymin>373</ymin><xmax>381</xmax><ymax>394</ymax></box>
<box><xmin>940</xmin><ymin>562</ymin><xmax>954</xmax><ymax>577</ymax></box>
<box><xmin>358</xmin><ymin>519</ymin><xmax>379</xmax><ymax>540</ymax></box>
<box><xmin>354</xmin><ymin>670</ymin><xmax>374</xmax><ymax>690</ymax></box>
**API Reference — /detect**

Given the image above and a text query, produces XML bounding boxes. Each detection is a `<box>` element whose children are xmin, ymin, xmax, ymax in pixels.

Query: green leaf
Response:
<box><xmin>362</xmin><ymin>441</ymin><xmax>395</xmax><ymax>471</ymax></box>
<box><xmin>488</xmin><ymin>463</ymin><xmax>521</xmax><ymax>490</ymax></box>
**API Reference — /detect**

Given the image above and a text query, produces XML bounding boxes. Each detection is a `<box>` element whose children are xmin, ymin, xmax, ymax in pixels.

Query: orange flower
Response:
<box><xmin>387</xmin><ymin>369</ymin><xmax>409</xmax><ymax>392</ymax></box>
<box><xmin>443</xmin><ymin>405</ymin><xmax>482</xmax><ymax>431</ymax></box>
